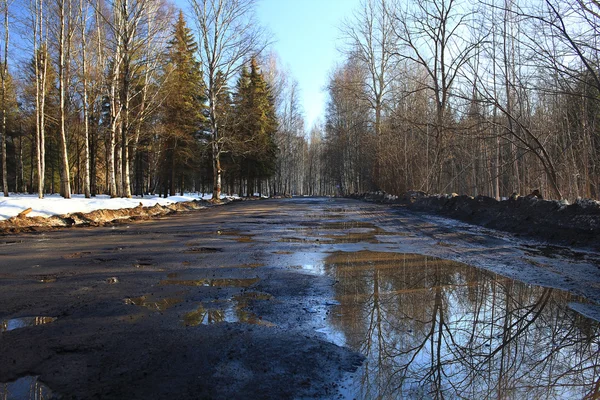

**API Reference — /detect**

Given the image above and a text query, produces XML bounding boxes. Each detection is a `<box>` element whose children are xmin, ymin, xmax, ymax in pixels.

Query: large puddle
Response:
<box><xmin>318</xmin><ymin>251</ymin><xmax>600</xmax><ymax>399</ymax></box>
<box><xmin>0</xmin><ymin>376</ymin><xmax>52</xmax><ymax>399</ymax></box>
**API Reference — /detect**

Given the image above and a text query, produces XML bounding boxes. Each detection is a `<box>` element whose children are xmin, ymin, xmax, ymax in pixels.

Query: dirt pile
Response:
<box><xmin>0</xmin><ymin>199</ymin><xmax>219</xmax><ymax>234</ymax></box>
<box><xmin>351</xmin><ymin>191</ymin><xmax>600</xmax><ymax>248</ymax></box>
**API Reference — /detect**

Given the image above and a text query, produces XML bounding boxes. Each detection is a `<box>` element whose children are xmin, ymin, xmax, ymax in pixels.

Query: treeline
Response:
<box><xmin>307</xmin><ymin>0</ymin><xmax>600</xmax><ymax>201</ymax></box>
<box><xmin>4</xmin><ymin>0</ymin><xmax>597</xmax><ymax>202</ymax></box>
<box><xmin>0</xmin><ymin>0</ymin><xmax>293</xmax><ymax>199</ymax></box>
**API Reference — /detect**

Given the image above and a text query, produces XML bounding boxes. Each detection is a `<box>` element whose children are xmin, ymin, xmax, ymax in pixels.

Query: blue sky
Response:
<box><xmin>175</xmin><ymin>0</ymin><xmax>361</xmax><ymax>129</ymax></box>
<box><xmin>255</xmin><ymin>0</ymin><xmax>360</xmax><ymax>129</ymax></box>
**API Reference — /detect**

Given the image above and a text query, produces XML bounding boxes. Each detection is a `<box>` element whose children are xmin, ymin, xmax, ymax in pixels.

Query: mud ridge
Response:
<box><xmin>350</xmin><ymin>191</ymin><xmax>600</xmax><ymax>249</ymax></box>
<box><xmin>0</xmin><ymin>198</ymin><xmax>240</xmax><ymax>234</ymax></box>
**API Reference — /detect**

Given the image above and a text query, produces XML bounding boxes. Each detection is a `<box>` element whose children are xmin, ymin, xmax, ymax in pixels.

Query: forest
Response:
<box><xmin>0</xmin><ymin>0</ymin><xmax>599</xmax><ymax>201</ymax></box>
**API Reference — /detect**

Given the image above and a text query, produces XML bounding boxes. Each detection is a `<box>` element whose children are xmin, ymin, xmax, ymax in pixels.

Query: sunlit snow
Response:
<box><xmin>0</xmin><ymin>193</ymin><xmax>237</xmax><ymax>221</ymax></box>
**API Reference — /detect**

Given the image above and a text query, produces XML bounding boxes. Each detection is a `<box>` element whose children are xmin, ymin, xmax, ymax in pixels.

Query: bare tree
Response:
<box><xmin>341</xmin><ymin>0</ymin><xmax>399</xmax><ymax>188</ymax></box>
<box><xmin>389</xmin><ymin>0</ymin><xmax>479</xmax><ymax>192</ymax></box>
<box><xmin>53</xmin><ymin>0</ymin><xmax>73</xmax><ymax>198</ymax></box>
<box><xmin>188</xmin><ymin>0</ymin><xmax>266</xmax><ymax>201</ymax></box>
<box><xmin>78</xmin><ymin>0</ymin><xmax>91</xmax><ymax>198</ymax></box>
<box><xmin>0</xmin><ymin>0</ymin><xmax>9</xmax><ymax>197</ymax></box>
<box><xmin>31</xmin><ymin>0</ymin><xmax>49</xmax><ymax>198</ymax></box>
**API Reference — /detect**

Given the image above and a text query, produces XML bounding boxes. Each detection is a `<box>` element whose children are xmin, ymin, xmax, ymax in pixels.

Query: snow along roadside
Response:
<box><xmin>0</xmin><ymin>193</ymin><xmax>241</xmax><ymax>233</ymax></box>
<box><xmin>0</xmin><ymin>193</ymin><xmax>237</xmax><ymax>221</ymax></box>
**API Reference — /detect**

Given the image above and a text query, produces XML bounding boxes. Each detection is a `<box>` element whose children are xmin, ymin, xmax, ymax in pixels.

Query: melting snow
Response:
<box><xmin>0</xmin><ymin>193</ymin><xmax>238</xmax><ymax>221</ymax></box>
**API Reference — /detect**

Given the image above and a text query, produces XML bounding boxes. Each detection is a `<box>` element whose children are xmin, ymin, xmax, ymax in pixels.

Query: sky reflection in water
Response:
<box><xmin>322</xmin><ymin>251</ymin><xmax>600</xmax><ymax>399</ymax></box>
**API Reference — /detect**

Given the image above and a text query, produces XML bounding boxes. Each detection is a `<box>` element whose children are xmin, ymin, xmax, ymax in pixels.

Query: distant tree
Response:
<box><xmin>188</xmin><ymin>0</ymin><xmax>266</xmax><ymax>201</ymax></box>
<box><xmin>232</xmin><ymin>57</ymin><xmax>277</xmax><ymax>196</ymax></box>
<box><xmin>160</xmin><ymin>10</ymin><xmax>207</xmax><ymax>196</ymax></box>
<box><xmin>0</xmin><ymin>0</ymin><xmax>9</xmax><ymax>197</ymax></box>
<box><xmin>389</xmin><ymin>0</ymin><xmax>479</xmax><ymax>192</ymax></box>
<box><xmin>341</xmin><ymin>0</ymin><xmax>399</xmax><ymax>188</ymax></box>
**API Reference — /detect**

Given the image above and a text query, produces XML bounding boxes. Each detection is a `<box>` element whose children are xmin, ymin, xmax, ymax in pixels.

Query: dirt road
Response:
<box><xmin>1</xmin><ymin>198</ymin><xmax>600</xmax><ymax>399</ymax></box>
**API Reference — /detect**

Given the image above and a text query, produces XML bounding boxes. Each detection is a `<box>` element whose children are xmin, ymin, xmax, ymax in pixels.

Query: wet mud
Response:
<box><xmin>1</xmin><ymin>198</ymin><xmax>600</xmax><ymax>399</ymax></box>
<box><xmin>353</xmin><ymin>191</ymin><xmax>600</xmax><ymax>249</ymax></box>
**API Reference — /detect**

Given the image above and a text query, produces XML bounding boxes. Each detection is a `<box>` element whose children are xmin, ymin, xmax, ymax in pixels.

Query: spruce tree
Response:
<box><xmin>161</xmin><ymin>11</ymin><xmax>207</xmax><ymax>196</ymax></box>
<box><xmin>232</xmin><ymin>57</ymin><xmax>278</xmax><ymax>196</ymax></box>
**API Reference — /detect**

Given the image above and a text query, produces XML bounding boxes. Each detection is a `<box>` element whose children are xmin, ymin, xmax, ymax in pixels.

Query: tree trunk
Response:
<box><xmin>57</xmin><ymin>0</ymin><xmax>71</xmax><ymax>199</ymax></box>
<box><xmin>120</xmin><ymin>0</ymin><xmax>131</xmax><ymax>198</ymax></box>
<box><xmin>1</xmin><ymin>0</ymin><xmax>8</xmax><ymax>197</ymax></box>
<box><xmin>81</xmin><ymin>0</ymin><xmax>90</xmax><ymax>198</ymax></box>
<box><xmin>212</xmin><ymin>141</ymin><xmax>222</xmax><ymax>200</ymax></box>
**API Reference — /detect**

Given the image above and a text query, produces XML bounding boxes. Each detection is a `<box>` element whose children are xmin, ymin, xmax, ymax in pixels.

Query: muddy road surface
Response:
<box><xmin>2</xmin><ymin>197</ymin><xmax>600</xmax><ymax>399</ymax></box>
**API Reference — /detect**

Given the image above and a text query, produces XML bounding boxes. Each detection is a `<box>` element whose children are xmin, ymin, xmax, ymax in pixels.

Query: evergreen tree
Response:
<box><xmin>232</xmin><ymin>57</ymin><xmax>278</xmax><ymax>196</ymax></box>
<box><xmin>160</xmin><ymin>11</ymin><xmax>207</xmax><ymax>196</ymax></box>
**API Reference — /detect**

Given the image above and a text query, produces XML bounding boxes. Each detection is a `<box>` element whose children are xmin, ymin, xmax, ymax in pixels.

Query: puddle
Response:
<box><xmin>319</xmin><ymin>251</ymin><xmax>600</xmax><ymax>399</ymax></box>
<box><xmin>284</xmin><ymin>221</ymin><xmax>406</xmax><ymax>244</ymax></box>
<box><xmin>0</xmin><ymin>376</ymin><xmax>52</xmax><ymax>399</ymax></box>
<box><xmin>1</xmin><ymin>316</ymin><xmax>56</xmax><ymax>332</ymax></box>
<box><xmin>160</xmin><ymin>277</ymin><xmax>260</xmax><ymax>287</ymax></box>
<box><xmin>183</xmin><ymin>292</ymin><xmax>274</xmax><ymax>327</ymax></box>
<box><xmin>125</xmin><ymin>296</ymin><xmax>183</xmax><ymax>311</ymax></box>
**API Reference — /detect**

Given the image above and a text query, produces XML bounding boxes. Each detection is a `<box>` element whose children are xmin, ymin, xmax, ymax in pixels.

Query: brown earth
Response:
<box><xmin>0</xmin><ymin>199</ymin><xmax>226</xmax><ymax>235</ymax></box>
<box><xmin>352</xmin><ymin>191</ymin><xmax>600</xmax><ymax>249</ymax></box>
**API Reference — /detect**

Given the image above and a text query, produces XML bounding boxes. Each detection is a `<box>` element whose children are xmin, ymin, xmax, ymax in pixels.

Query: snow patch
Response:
<box><xmin>0</xmin><ymin>193</ymin><xmax>239</xmax><ymax>221</ymax></box>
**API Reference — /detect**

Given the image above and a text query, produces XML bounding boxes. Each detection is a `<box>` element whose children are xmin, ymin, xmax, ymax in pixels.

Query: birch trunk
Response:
<box><xmin>80</xmin><ymin>0</ymin><xmax>90</xmax><ymax>198</ymax></box>
<box><xmin>1</xmin><ymin>0</ymin><xmax>8</xmax><ymax>197</ymax></box>
<box><xmin>57</xmin><ymin>0</ymin><xmax>71</xmax><ymax>198</ymax></box>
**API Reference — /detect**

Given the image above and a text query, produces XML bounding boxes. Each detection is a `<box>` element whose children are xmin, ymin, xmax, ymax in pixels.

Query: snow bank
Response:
<box><xmin>350</xmin><ymin>190</ymin><xmax>600</xmax><ymax>248</ymax></box>
<box><xmin>0</xmin><ymin>193</ymin><xmax>239</xmax><ymax>221</ymax></box>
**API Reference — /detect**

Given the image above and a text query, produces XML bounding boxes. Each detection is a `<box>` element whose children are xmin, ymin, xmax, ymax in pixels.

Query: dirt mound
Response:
<box><xmin>351</xmin><ymin>192</ymin><xmax>600</xmax><ymax>248</ymax></box>
<box><xmin>0</xmin><ymin>199</ymin><xmax>216</xmax><ymax>234</ymax></box>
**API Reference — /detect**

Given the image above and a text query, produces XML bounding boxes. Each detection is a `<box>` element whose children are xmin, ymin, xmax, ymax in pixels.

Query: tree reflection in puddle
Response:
<box><xmin>183</xmin><ymin>292</ymin><xmax>275</xmax><ymax>327</ymax></box>
<box><xmin>323</xmin><ymin>251</ymin><xmax>600</xmax><ymax>399</ymax></box>
<box><xmin>1</xmin><ymin>317</ymin><xmax>56</xmax><ymax>332</ymax></box>
<box><xmin>0</xmin><ymin>376</ymin><xmax>52</xmax><ymax>399</ymax></box>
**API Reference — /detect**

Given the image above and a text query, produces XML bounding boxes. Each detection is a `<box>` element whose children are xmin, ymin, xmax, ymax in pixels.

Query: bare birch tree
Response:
<box><xmin>341</xmin><ymin>0</ymin><xmax>398</xmax><ymax>188</ymax></box>
<box><xmin>0</xmin><ymin>0</ymin><xmax>9</xmax><ymax>197</ymax></box>
<box><xmin>78</xmin><ymin>0</ymin><xmax>91</xmax><ymax>198</ymax></box>
<box><xmin>54</xmin><ymin>0</ymin><xmax>72</xmax><ymax>198</ymax></box>
<box><xmin>188</xmin><ymin>0</ymin><xmax>265</xmax><ymax>201</ymax></box>
<box><xmin>31</xmin><ymin>0</ymin><xmax>49</xmax><ymax>198</ymax></box>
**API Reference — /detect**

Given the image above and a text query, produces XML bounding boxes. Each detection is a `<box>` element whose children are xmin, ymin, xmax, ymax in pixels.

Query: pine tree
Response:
<box><xmin>160</xmin><ymin>11</ymin><xmax>207</xmax><ymax>196</ymax></box>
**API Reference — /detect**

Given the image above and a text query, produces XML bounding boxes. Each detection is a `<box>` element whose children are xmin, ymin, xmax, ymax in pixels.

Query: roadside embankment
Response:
<box><xmin>0</xmin><ymin>199</ymin><xmax>224</xmax><ymax>234</ymax></box>
<box><xmin>350</xmin><ymin>191</ymin><xmax>600</xmax><ymax>248</ymax></box>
